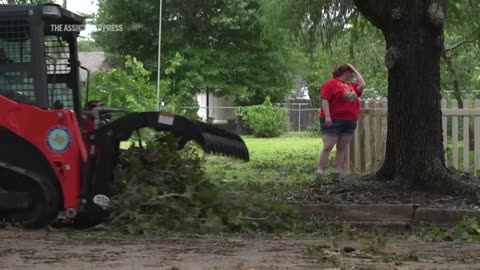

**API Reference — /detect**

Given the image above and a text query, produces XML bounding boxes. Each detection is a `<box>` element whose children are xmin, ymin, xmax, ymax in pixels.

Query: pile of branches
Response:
<box><xmin>110</xmin><ymin>134</ymin><xmax>298</xmax><ymax>234</ymax></box>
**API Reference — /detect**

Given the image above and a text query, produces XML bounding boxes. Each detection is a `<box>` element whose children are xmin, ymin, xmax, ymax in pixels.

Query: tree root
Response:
<box><xmin>309</xmin><ymin>170</ymin><xmax>480</xmax><ymax>207</ymax></box>
<box><xmin>375</xmin><ymin>168</ymin><xmax>480</xmax><ymax>200</ymax></box>
<box><xmin>370</xmin><ymin>154</ymin><xmax>480</xmax><ymax>199</ymax></box>
<box><xmin>422</xmin><ymin>171</ymin><xmax>480</xmax><ymax>199</ymax></box>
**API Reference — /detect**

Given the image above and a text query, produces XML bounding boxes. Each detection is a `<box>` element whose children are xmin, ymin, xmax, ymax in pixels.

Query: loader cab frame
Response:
<box><xmin>0</xmin><ymin>4</ymin><xmax>85</xmax><ymax>120</ymax></box>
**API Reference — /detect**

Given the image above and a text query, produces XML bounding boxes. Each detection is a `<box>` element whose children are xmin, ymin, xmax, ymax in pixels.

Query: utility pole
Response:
<box><xmin>156</xmin><ymin>0</ymin><xmax>163</xmax><ymax>110</ymax></box>
<box><xmin>62</xmin><ymin>0</ymin><xmax>66</xmax><ymax>9</ymax></box>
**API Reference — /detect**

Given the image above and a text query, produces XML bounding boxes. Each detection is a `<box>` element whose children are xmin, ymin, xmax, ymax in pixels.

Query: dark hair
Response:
<box><xmin>332</xmin><ymin>64</ymin><xmax>353</xmax><ymax>78</ymax></box>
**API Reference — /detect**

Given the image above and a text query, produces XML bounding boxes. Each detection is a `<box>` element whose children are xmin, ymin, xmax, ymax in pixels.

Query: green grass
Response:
<box><xmin>121</xmin><ymin>135</ymin><xmax>479</xmax><ymax>181</ymax></box>
<box><xmin>205</xmin><ymin>136</ymin><xmax>480</xmax><ymax>184</ymax></box>
<box><xmin>119</xmin><ymin>132</ymin><xmax>326</xmax><ymax>185</ymax></box>
<box><xmin>205</xmin><ymin>132</ymin><xmax>327</xmax><ymax>184</ymax></box>
<box><xmin>445</xmin><ymin>142</ymin><xmax>477</xmax><ymax>171</ymax></box>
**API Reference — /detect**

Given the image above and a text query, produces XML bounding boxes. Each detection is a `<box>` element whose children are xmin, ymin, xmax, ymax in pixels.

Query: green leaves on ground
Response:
<box><xmin>454</xmin><ymin>217</ymin><xmax>480</xmax><ymax>242</ymax></box>
<box><xmin>110</xmin><ymin>134</ymin><xmax>298</xmax><ymax>235</ymax></box>
<box><xmin>235</xmin><ymin>96</ymin><xmax>288</xmax><ymax>138</ymax></box>
<box><xmin>415</xmin><ymin>218</ymin><xmax>480</xmax><ymax>243</ymax></box>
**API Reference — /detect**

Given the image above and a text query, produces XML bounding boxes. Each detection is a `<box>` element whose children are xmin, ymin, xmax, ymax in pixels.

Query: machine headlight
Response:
<box><xmin>42</xmin><ymin>6</ymin><xmax>62</xmax><ymax>17</ymax></box>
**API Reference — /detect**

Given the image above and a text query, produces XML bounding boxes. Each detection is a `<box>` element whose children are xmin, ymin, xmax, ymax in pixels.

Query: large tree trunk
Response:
<box><xmin>353</xmin><ymin>0</ymin><xmax>452</xmax><ymax>191</ymax></box>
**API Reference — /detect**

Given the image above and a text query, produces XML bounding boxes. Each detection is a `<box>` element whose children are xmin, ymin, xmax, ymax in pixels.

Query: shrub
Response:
<box><xmin>86</xmin><ymin>55</ymin><xmax>156</xmax><ymax>112</ymax></box>
<box><xmin>307</xmin><ymin>115</ymin><xmax>321</xmax><ymax>136</ymax></box>
<box><xmin>235</xmin><ymin>96</ymin><xmax>288</xmax><ymax>138</ymax></box>
<box><xmin>110</xmin><ymin>134</ymin><xmax>298</xmax><ymax>234</ymax></box>
<box><xmin>307</xmin><ymin>82</ymin><xmax>321</xmax><ymax>109</ymax></box>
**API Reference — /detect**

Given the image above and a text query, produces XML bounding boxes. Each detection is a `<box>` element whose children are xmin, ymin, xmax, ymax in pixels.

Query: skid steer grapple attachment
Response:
<box><xmin>90</xmin><ymin>111</ymin><xmax>249</xmax><ymax>161</ymax></box>
<box><xmin>77</xmin><ymin>111</ymin><xmax>249</xmax><ymax>223</ymax></box>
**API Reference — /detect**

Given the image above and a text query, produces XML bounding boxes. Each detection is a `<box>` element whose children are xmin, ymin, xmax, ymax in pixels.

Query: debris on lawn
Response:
<box><xmin>303</xmin><ymin>174</ymin><xmax>480</xmax><ymax>209</ymax></box>
<box><xmin>110</xmin><ymin>134</ymin><xmax>299</xmax><ymax>235</ymax></box>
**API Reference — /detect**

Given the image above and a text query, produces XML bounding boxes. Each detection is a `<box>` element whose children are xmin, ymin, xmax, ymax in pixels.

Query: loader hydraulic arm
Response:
<box><xmin>88</xmin><ymin>111</ymin><xmax>249</xmax><ymax>161</ymax></box>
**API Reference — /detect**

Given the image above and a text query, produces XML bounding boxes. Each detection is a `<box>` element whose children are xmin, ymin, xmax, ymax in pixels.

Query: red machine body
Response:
<box><xmin>0</xmin><ymin>96</ymin><xmax>86</xmax><ymax>221</ymax></box>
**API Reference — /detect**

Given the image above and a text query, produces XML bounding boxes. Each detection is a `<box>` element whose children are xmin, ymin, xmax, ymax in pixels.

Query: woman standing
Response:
<box><xmin>316</xmin><ymin>64</ymin><xmax>366</xmax><ymax>178</ymax></box>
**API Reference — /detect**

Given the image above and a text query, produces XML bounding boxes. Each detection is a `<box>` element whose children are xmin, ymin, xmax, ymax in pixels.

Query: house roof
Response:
<box><xmin>78</xmin><ymin>51</ymin><xmax>110</xmax><ymax>81</ymax></box>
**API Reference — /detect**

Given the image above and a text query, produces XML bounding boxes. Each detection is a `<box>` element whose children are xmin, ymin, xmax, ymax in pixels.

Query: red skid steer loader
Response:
<box><xmin>0</xmin><ymin>4</ymin><xmax>249</xmax><ymax>228</ymax></box>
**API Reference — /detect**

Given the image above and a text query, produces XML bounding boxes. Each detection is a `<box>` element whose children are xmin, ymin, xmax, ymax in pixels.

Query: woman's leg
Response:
<box><xmin>333</xmin><ymin>120</ymin><xmax>357</xmax><ymax>174</ymax></box>
<box><xmin>317</xmin><ymin>135</ymin><xmax>338</xmax><ymax>175</ymax></box>
<box><xmin>334</xmin><ymin>134</ymin><xmax>353</xmax><ymax>174</ymax></box>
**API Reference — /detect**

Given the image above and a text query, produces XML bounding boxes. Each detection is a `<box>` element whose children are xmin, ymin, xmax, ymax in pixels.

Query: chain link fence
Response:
<box><xmin>282</xmin><ymin>103</ymin><xmax>318</xmax><ymax>132</ymax></box>
<box><xmin>180</xmin><ymin>103</ymin><xmax>319</xmax><ymax>133</ymax></box>
<box><xmin>179</xmin><ymin>91</ymin><xmax>480</xmax><ymax>134</ymax></box>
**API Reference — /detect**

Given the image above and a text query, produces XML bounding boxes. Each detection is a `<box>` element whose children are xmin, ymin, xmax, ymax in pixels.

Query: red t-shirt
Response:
<box><xmin>319</xmin><ymin>78</ymin><xmax>362</xmax><ymax>121</ymax></box>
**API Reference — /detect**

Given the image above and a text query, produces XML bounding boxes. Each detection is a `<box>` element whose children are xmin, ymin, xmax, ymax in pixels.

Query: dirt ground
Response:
<box><xmin>1</xmin><ymin>230</ymin><xmax>480</xmax><ymax>270</ymax></box>
<box><xmin>305</xmin><ymin>175</ymin><xmax>480</xmax><ymax>209</ymax></box>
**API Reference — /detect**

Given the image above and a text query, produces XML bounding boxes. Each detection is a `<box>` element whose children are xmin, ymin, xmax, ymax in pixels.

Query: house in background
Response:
<box><xmin>195</xmin><ymin>76</ymin><xmax>309</xmax><ymax>124</ymax></box>
<box><xmin>287</xmin><ymin>76</ymin><xmax>310</xmax><ymax>102</ymax></box>
<box><xmin>194</xmin><ymin>91</ymin><xmax>236</xmax><ymax>124</ymax></box>
<box><xmin>78</xmin><ymin>51</ymin><xmax>110</xmax><ymax>83</ymax></box>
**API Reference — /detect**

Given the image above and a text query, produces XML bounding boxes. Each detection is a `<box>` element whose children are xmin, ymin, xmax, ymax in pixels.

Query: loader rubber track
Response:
<box><xmin>0</xmin><ymin>161</ymin><xmax>59</xmax><ymax>228</ymax></box>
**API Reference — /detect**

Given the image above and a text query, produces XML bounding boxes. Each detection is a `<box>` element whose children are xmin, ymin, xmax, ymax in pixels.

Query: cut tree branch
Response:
<box><xmin>444</xmin><ymin>37</ymin><xmax>480</xmax><ymax>53</ymax></box>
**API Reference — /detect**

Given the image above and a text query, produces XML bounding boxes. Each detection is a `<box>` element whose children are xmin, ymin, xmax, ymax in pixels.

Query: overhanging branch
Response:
<box><xmin>444</xmin><ymin>37</ymin><xmax>480</xmax><ymax>53</ymax></box>
<box><xmin>352</xmin><ymin>0</ymin><xmax>388</xmax><ymax>30</ymax></box>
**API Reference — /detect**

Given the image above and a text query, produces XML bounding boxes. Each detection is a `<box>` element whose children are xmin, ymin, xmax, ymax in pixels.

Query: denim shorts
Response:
<box><xmin>320</xmin><ymin>118</ymin><xmax>357</xmax><ymax>137</ymax></box>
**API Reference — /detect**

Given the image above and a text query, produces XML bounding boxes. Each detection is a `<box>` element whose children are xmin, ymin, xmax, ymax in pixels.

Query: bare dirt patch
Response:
<box><xmin>1</xmin><ymin>230</ymin><xmax>480</xmax><ymax>269</ymax></box>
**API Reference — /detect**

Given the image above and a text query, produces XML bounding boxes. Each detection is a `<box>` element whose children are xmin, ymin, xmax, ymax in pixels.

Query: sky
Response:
<box><xmin>54</xmin><ymin>0</ymin><xmax>99</xmax><ymax>39</ymax></box>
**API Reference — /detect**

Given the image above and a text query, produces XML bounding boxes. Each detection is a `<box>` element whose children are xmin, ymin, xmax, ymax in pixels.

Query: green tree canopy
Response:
<box><xmin>441</xmin><ymin>0</ymin><xmax>480</xmax><ymax>102</ymax></box>
<box><xmin>93</xmin><ymin>0</ymin><xmax>299</xmax><ymax>106</ymax></box>
<box><xmin>259</xmin><ymin>0</ymin><xmax>387</xmax><ymax>106</ymax></box>
<box><xmin>259</xmin><ymin>0</ymin><xmax>480</xmax><ymax>101</ymax></box>
<box><xmin>87</xmin><ymin>55</ymin><xmax>156</xmax><ymax>112</ymax></box>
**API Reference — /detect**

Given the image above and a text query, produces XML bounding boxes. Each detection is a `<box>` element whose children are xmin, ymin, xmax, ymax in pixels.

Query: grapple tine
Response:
<box><xmin>200</xmin><ymin>131</ymin><xmax>249</xmax><ymax>161</ymax></box>
<box><xmin>195</xmin><ymin>121</ymin><xmax>244</xmax><ymax>142</ymax></box>
<box><xmin>173</xmin><ymin>116</ymin><xmax>249</xmax><ymax>161</ymax></box>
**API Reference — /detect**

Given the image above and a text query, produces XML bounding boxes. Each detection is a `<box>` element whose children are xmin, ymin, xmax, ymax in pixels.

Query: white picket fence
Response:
<box><xmin>345</xmin><ymin>99</ymin><xmax>480</xmax><ymax>175</ymax></box>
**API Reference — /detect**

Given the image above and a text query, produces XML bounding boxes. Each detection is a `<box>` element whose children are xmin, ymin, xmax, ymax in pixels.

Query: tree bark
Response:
<box><xmin>353</xmin><ymin>0</ymin><xmax>453</xmax><ymax>191</ymax></box>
